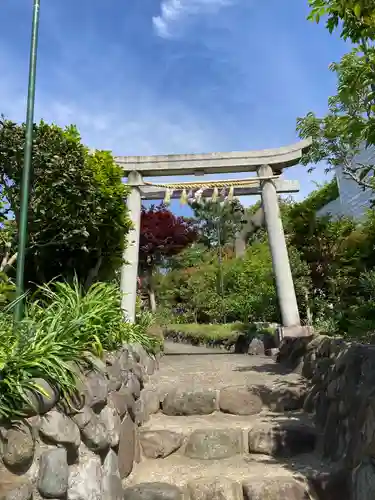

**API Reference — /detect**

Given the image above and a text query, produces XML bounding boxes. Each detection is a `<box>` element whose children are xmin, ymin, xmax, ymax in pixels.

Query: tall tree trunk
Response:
<box><xmin>304</xmin><ymin>287</ymin><xmax>313</xmax><ymax>324</ymax></box>
<box><xmin>84</xmin><ymin>255</ymin><xmax>103</xmax><ymax>291</ymax></box>
<box><xmin>146</xmin><ymin>267</ymin><xmax>157</xmax><ymax>313</ymax></box>
<box><xmin>234</xmin><ymin>207</ymin><xmax>265</xmax><ymax>258</ymax></box>
<box><xmin>149</xmin><ymin>286</ymin><xmax>157</xmax><ymax>313</ymax></box>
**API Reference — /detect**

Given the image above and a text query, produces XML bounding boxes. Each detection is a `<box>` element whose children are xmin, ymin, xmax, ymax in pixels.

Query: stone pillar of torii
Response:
<box><xmin>115</xmin><ymin>138</ymin><xmax>312</xmax><ymax>338</ymax></box>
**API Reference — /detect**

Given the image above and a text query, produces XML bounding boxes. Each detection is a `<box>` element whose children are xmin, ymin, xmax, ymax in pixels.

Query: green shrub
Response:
<box><xmin>157</xmin><ymin>241</ymin><xmax>311</xmax><ymax>325</ymax></box>
<box><xmin>165</xmin><ymin>322</ymin><xmax>249</xmax><ymax>345</ymax></box>
<box><xmin>345</xmin><ymin>270</ymin><xmax>375</xmax><ymax>340</ymax></box>
<box><xmin>0</xmin><ymin>120</ymin><xmax>132</xmax><ymax>287</ymax></box>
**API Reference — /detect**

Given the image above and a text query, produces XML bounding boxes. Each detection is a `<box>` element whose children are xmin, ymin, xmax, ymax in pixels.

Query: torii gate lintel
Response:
<box><xmin>117</xmin><ymin>139</ymin><xmax>312</xmax><ymax>339</ymax></box>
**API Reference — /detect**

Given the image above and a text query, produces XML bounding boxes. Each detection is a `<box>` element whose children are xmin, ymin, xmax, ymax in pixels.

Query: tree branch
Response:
<box><xmin>342</xmin><ymin>165</ymin><xmax>374</xmax><ymax>189</ymax></box>
<box><xmin>0</xmin><ymin>251</ymin><xmax>17</xmax><ymax>272</ymax></box>
<box><xmin>84</xmin><ymin>254</ymin><xmax>103</xmax><ymax>291</ymax></box>
<box><xmin>0</xmin><ymin>242</ymin><xmax>11</xmax><ymax>271</ymax></box>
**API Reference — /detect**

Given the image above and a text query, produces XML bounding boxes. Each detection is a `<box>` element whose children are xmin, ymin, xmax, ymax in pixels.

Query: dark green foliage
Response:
<box><xmin>0</xmin><ymin>118</ymin><xmax>131</xmax><ymax>287</ymax></box>
<box><xmin>154</xmin><ymin>177</ymin><xmax>375</xmax><ymax>341</ymax></box>
<box><xmin>300</xmin><ymin>3</ymin><xmax>375</xmax><ymax>191</ymax></box>
<box><xmin>189</xmin><ymin>199</ymin><xmax>245</xmax><ymax>248</ymax></box>
<box><xmin>157</xmin><ymin>240</ymin><xmax>311</xmax><ymax>325</ymax></box>
<box><xmin>308</xmin><ymin>0</ymin><xmax>375</xmax><ymax>42</ymax></box>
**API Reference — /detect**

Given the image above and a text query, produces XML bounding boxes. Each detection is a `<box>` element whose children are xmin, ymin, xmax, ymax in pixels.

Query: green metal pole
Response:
<box><xmin>216</xmin><ymin>217</ymin><xmax>226</xmax><ymax>323</ymax></box>
<box><xmin>14</xmin><ymin>0</ymin><xmax>41</xmax><ymax>322</ymax></box>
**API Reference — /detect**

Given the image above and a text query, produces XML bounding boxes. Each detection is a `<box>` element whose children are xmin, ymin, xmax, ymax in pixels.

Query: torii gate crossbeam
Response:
<box><xmin>116</xmin><ymin>139</ymin><xmax>312</xmax><ymax>339</ymax></box>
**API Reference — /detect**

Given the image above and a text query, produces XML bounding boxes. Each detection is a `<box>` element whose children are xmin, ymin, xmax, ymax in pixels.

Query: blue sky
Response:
<box><xmin>1</xmin><ymin>0</ymin><xmax>348</xmax><ymax>216</ymax></box>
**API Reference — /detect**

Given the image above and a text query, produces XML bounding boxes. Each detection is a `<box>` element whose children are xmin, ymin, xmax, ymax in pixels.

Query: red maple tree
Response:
<box><xmin>139</xmin><ymin>205</ymin><xmax>197</xmax><ymax>311</ymax></box>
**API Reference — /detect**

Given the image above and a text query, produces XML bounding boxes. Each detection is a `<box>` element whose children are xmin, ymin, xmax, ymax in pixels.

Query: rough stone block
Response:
<box><xmin>144</xmin><ymin>356</ymin><xmax>156</xmax><ymax>376</ymax></box>
<box><xmin>303</xmin><ymin>386</ymin><xmax>319</xmax><ymax>414</ymax></box>
<box><xmin>134</xmin><ymin>399</ymin><xmax>148</xmax><ymax>426</ymax></box>
<box><xmin>185</xmin><ymin>429</ymin><xmax>242</xmax><ymax>460</ymax></box>
<box><xmin>139</xmin><ymin>430</ymin><xmax>183</xmax><ymax>458</ymax></box>
<box><xmin>102</xmin><ymin>449</ymin><xmax>123</xmax><ymax>500</ymax></box>
<box><xmin>308</xmin><ymin>469</ymin><xmax>351</xmax><ymax>500</ymax></box>
<box><xmin>248</xmin><ymin>420</ymin><xmax>317</xmax><ymax>457</ymax></box>
<box><xmin>2</xmin><ymin>425</ymin><xmax>34</xmax><ymax>473</ymax></box>
<box><xmin>84</xmin><ymin>353</ymin><xmax>107</xmax><ymax>374</ymax></box>
<box><xmin>84</xmin><ymin>371</ymin><xmax>108</xmax><ymax>410</ymax></box>
<box><xmin>81</xmin><ymin>413</ymin><xmax>111</xmax><ymax>453</ymax></box>
<box><xmin>99</xmin><ymin>404</ymin><xmax>121</xmax><ymax>448</ymax></box>
<box><xmin>131</xmin><ymin>363</ymin><xmax>147</xmax><ymax>386</ymax></box>
<box><xmin>0</xmin><ymin>466</ymin><xmax>33</xmax><ymax>500</ymax></box>
<box><xmin>126</xmin><ymin>373</ymin><xmax>141</xmax><ymax>400</ymax></box>
<box><xmin>123</xmin><ymin>483</ymin><xmax>183</xmax><ymax>500</ymax></box>
<box><xmin>140</xmin><ymin>389</ymin><xmax>160</xmax><ymax>415</ymax></box>
<box><xmin>71</xmin><ymin>406</ymin><xmax>94</xmax><ymax>429</ymax></box>
<box><xmin>219</xmin><ymin>386</ymin><xmax>262</xmax><ymax>415</ymax></box>
<box><xmin>108</xmin><ymin>388</ymin><xmax>135</xmax><ymax>419</ymax></box>
<box><xmin>67</xmin><ymin>453</ymin><xmax>102</xmax><ymax>500</ymax></box>
<box><xmin>23</xmin><ymin>378</ymin><xmax>59</xmax><ymax>415</ymax></box>
<box><xmin>40</xmin><ymin>411</ymin><xmax>81</xmax><ymax>449</ymax></box>
<box><xmin>117</xmin><ymin>349</ymin><xmax>130</xmax><ymax>370</ymax></box>
<box><xmin>351</xmin><ymin>460</ymin><xmax>375</xmax><ymax>500</ymax></box>
<box><xmin>247</xmin><ymin>338</ymin><xmax>264</xmax><ymax>356</ymax></box>
<box><xmin>57</xmin><ymin>389</ymin><xmax>85</xmax><ymax>416</ymax></box>
<box><xmin>282</xmin><ymin>325</ymin><xmax>314</xmax><ymax>339</ymax></box>
<box><xmin>118</xmin><ymin>414</ymin><xmax>135</xmax><ymax>479</ymax></box>
<box><xmin>187</xmin><ymin>477</ymin><xmax>243</xmax><ymax>500</ymax></box>
<box><xmin>38</xmin><ymin>448</ymin><xmax>69</xmax><ymax>498</ymax></box>
<box><xmin>107</xmin><ymin>360</ymin><xmax>123</xmax><ymax>392</ymax></box>
<box><xmin>254</xmin><ymin>380</ymin><xmax>307</xmax><ymax>412</ymax></box>
<box><xmin>162</xmin><ymin>390</ymin><xmax>217</xmax><ymax>416</ymax></box>
<box><xmin>242</xmin><ymin>477</ymin><xmax>309</xmax><ymax>500</ymax></box>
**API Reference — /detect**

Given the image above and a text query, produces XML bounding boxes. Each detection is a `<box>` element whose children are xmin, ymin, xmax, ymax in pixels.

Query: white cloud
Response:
<box><xmin>152</xmin><ymin>0</ymin><xmax>233</xmax><ymax>38</ymax></box>
<box><xmin>0</xmin><ymin>46</ymin><xmax>220</xmax><ymax>161</ymax></box>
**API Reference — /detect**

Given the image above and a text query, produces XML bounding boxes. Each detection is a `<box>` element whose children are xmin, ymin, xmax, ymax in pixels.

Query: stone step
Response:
<box><xmin>157</xmin><ymin>380</ymin><xmax>307</xmax><ymax>419</ymax></box>
<box><xmin>138</xmin><ymin>412</ymin><xmax>318</xmax><ymax>461</ymax></box>
<box><xmin>123</xmin><ymin>455</ymin><xmax>319</xmax><ymax>499</ymax></box>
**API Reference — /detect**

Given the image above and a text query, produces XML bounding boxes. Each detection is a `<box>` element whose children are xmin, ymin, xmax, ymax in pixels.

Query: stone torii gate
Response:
<box><xmin>115</xmin><ymin>138</ymin><xmax>312</xmax><ymax>338</ymax></box>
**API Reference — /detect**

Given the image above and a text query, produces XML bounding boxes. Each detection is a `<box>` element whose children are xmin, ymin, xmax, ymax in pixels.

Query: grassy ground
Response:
<box><xmin>164</xmin><ymin>323</ymin><xmax>250</xmax><ymax>347</ymax></box>
<box><xmin>164</xmin><ymin>322</ymin><xmax>277</xmax><ymax>349</ymax></box>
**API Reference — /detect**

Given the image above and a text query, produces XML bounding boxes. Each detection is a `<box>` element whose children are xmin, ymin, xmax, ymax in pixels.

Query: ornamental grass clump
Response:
<box><xmin>0</xmin><ymin>312</ymin><xmax>80</xmax><ymax>420</ymax></box>
<box><xmin>28</xmin><ymin>278</ymin><xmax>160</xmax><ymax>355</ymax></box>
<box><xmin>0</xmin><ymin>279</ymin><xmax>160</xmax><ymax>420</ymax></box>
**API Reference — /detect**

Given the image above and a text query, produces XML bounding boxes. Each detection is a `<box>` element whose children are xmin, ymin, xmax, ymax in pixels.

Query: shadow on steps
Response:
<box><xmin>234</xmin><ymin>362</ymin><xmax>294</xmax><ymax>375</ymax></box>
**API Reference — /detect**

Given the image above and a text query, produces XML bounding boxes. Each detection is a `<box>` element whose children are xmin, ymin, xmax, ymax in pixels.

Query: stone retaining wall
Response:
<box><xmin>0</xmin><ymin>343</ymin><xmax>160</xmax><ymax>500</ymax></box>
<box><xmin>164</xmin><ymin>324</ymin><xmax>278</xmax><ymax>354</ymax></box>
<box><xmin>277</xmin><ymin>334</ymin><xmax>375</xmax><ymax>499</ymax></box>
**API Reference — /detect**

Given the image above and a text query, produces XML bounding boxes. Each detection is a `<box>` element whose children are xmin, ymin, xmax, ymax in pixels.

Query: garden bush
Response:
<box><xmin>0</xmin><ymin>280</ymin><xmax>160</xmax><ymax>420</ymax></box>
<box><xmin>164</xmin><ymin>322</ymin><xmax>276</xmax><ymax>349</ymax></box>
<box><xmin>157</xmin><ymin>241</ymin><xmax>311</xmax><ymax>325</ymax></box>
<box><xmin>0</xmin><ymin>119</ymin><xmax>132</xmax><ymax>287</ymax></box>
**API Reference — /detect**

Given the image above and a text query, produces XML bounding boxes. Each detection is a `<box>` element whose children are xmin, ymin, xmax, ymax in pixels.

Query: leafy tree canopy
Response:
<box><xmin>189</xmin><ymin>198</ymin><xmax>245</xmax><ymax>249</ymax></box>
<box><xmin>0</xmin><ymin>118</ymin><xmax>131</xmax><ymax>287</ymax></box>
<box><xmin>139</xmin><ymin>205</ymin><xmax>198</xmax><ymax>271</ymax></box>
<box><xmin>308</xmin><ymin>0</ymin><xmax>375</xmax><ymax>42</ymax></box>
<box><xmin>139</xmin><ymin>204</ymin><xmax>198</xmax><ymax>313</ymax></box>
<box><xmin>298</xmin><ymin>2</ymin><xmax>375</xmax><ymax>190</ymax></box>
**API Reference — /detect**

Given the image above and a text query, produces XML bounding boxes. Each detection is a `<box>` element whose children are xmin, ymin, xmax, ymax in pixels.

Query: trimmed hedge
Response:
<box><xmin>164</xmin><ymin>322</ymin><xmax>277</xmax><ymax>350</ymax></box>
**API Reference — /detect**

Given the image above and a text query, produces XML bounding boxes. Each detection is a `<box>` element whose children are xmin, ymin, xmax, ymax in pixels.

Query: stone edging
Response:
<box><xmin>0</xmin><ymin>343</ymin><xmax>161</xmax><ymax>500</ymax></box>
<box><xmin>277</xmin><ymin>334</ymin><xmax>375</xmax><ymax>498</ymax></box>
<box><xmin>164</xmin><ymin>325</ymin><xmax>279</xmax><ymax>355</ymax></box>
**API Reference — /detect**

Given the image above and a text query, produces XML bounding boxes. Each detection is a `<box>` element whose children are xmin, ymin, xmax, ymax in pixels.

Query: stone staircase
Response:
<box><xmin>123</xmin><ymin>343</ymin><xmax>330</xmax><ymax>500</ymax></box>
